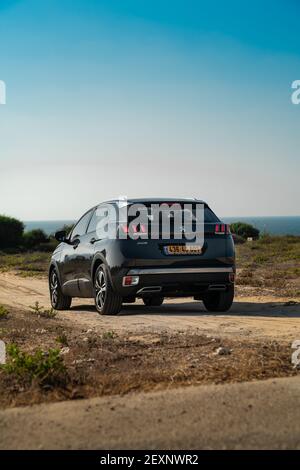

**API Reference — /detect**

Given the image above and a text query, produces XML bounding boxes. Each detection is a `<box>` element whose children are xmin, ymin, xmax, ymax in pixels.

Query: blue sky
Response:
<box><xmin>0</xmin><ymin>0</ymin><xmax>299</xmax><ymax>219</ymax></box>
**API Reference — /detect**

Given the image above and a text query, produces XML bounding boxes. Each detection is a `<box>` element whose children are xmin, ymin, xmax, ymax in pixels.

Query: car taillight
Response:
<box><xmin>215</xmin><ymin>224</ymin><xmax>230</xmax><ymax>235</ymax></box>
<box><xmin>120</xmin><ymin>224</ymin><xmax>129</xmax><ymax>234</ymax></box>
<box><xmin>120</xmin><ymin>223</ymin><xmax>147</xmax><ymax>235</ymax></box>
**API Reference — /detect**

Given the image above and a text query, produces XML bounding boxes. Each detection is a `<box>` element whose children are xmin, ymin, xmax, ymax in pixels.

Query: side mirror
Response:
<box><xmin>55</xmin><ymin>230</ymin><xmax>68</xmax><ymax>243</ymax></box>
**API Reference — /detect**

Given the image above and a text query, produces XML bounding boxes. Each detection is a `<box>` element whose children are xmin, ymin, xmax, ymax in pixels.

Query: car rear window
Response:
<box><xmin>126</xmin><ymin>203</ymin><xmax>220</xmax><ymax>223</ymax></box>
<box><xmin>204</xmin><ymin>206</ymin><xmax>220</xmax><ymax>223</ymax></box>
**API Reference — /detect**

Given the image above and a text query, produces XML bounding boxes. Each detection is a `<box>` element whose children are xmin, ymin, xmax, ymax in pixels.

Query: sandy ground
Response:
<box><xmin>0</xmin><ymin>272</ymin><xmax>299</xmax><ymax>342</ymax></box>
<box><xmin>0</xmin><ymin>272</ymin><xmax>300</xmax><ymax>449</ymax></box>
<box><xmin>1</xmin><ymin>375</ymin><xmax>300</xmax><ymax>450</ymax></box>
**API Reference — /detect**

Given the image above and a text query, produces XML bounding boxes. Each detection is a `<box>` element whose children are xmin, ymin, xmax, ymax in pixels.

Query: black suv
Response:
<box><xmin>49</xmin><ymin>198</ymin><xmax>235</xmax><ymax>315</ymax></box>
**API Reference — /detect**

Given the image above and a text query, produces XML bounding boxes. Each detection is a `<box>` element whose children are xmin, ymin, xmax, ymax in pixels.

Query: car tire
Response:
<box><xmin>143</xmin><ymin>296</ymin><xmax>164</xmax><ymax>307</ymax></box>
<box><xmin>49</xmin><ymin>268</ymin><xmax>72</xmax><ymax>310</ymax></box>
<box><xmin>94</xmin><ymin>264</ymin><xmax>122</xmax><ymax>315</ymax></box>
<box><xmin>202</xmin><ymin>285</ymin><xmax>234</xmax><ymax>312</ymax></box>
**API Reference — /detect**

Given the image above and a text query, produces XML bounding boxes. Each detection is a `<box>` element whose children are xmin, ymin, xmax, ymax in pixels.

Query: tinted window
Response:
<box><xmin>204</xmin><ymin>206</ymin><xmax>220</xmax><ymax>223</ymax></box>
<box><xmin>87</xmin><ymin>205</ymin><xmax>110</xmax><ymax>234</ymax></box>
<box><xmin>127</xmin><ymin>203</ymin><xmax>219</xmax><ymax>223</ymax></box>
<box><xmin>71</xmin><ymin>210</ymin><xmax>92</xmax><ymax>240</ymax></box>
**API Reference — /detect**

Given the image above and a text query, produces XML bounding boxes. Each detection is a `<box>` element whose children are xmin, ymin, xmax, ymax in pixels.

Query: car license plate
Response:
<box><xmin>164</xmin><ymin>245</ymin><xmax>202</xmax><ymax>255</ymax></box>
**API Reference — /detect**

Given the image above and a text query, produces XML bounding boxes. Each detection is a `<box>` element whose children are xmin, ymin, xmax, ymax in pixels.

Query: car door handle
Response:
<box><xmin>72</xmin><ymin>238</ymin><xmax>80</xmax><ymax>249</ymax></box>
<box><xmin>90</xmin><ymin>237</ymin><xmax>97</xmax><ymax>244</ymax></box>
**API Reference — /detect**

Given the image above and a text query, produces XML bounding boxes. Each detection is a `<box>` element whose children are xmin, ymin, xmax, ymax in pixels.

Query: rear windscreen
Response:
<box><xmin>126</xmin><ymin>203</ymin><xmax>220</xmax><ymax>223</ymax></box>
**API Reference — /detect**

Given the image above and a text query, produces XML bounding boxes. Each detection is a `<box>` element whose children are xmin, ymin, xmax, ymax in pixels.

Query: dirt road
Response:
<box><xmin>1</xmin><ymin>375</ymin><xmax>300</xmax><ymax>450</ymax></box>
<box><xmin>0</xmin><ymin>272</ymin><xmax>299</xmax><ymax>341</ymax></box>
<box><xmin>1</xmin><ymin>272</ymin><xmax>300</xmax><ymax>449</ymax></box>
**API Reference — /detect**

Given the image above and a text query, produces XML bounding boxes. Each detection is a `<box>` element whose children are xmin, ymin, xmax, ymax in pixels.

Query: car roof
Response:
<box><xmin>102</xmin><ymin>197</ymin><xmax>207</xmax><ymax>205</ymax></box>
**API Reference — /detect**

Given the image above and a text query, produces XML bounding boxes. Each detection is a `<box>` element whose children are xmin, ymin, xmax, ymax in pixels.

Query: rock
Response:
<box><xmin>60</xmin><ymin>347</ymin><xmax>70</xmax><ymax>355</ymax></box>
<box><xmin>35</xmin><ymin>328</ymin><xmax>47</xmax><ymax>334</ymax></box>
<box><xmin>72</xmin><ymin>359</ymin><xmax>82</xmax><ymax>365</ymax></box>
<box><xmin>215</xmin><ymin>346</ymin><xmax>231</xmax><ymax>356</ymax></box>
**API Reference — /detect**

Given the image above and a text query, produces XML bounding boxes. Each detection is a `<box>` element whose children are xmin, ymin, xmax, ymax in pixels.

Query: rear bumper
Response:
<box><xmin>117</xmin><ymin>266</ymin><xmax>235</xmax><ymax>298</ymax></box>
<box><xmin>127</xmin><ymin>267</ymin><xmax>234</xmax><ymax>275</ymax></box>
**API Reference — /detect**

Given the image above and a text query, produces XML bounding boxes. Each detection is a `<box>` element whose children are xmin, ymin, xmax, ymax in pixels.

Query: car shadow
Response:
<box><xmin>120</xmin><ymin>301</ymin><xmax>300</xmax><ymax>318</ymax></box>
<box><xmin>70</xmin><ymin>300</ymin><xmax>300</xmax><ymax>318</ymax></box>
<box><xmin>71</xmin><ymin>304</ymin><xmax>96</xmax><ymax>313</ymax></box>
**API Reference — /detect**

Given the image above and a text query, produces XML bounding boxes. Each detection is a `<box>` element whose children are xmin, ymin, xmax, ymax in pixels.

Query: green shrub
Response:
<box><xmin>102</xmin><ymin>331</ymin><xmax>117</xmax><ymax>340</ymax></box>
<box><xmin>29</xmin><ymin>302</ymin><xmax>57</xmax><ymax>319</ymax></box>
<box><xmin>230</xmin><ymin>222</ymin><xmax>260</xmax><ymax>240</ymax></box>
<box><xmin>0</xmin><ymin>305</ymin><xmax>9</xmax><ymax>319</ymax></box>
<box><xmin>22</xmin><ymin>229</ymin><xmax>49</xmax><ymax>250</ymax></box>
<box><xmin>37</xmin><ymin>239</ymin><xmax>59</xmax><ymax>252</ymax></box>
<box><xmin>0</xmin><ymin>215</ymin><xmax>24</xmax><ymax>249</ymax></box>
<box><xmin>2</xmin><ymin>344</ymin><xmax>66</xmax><ymax>385</ymax></box>
<box><xmin>232</xmin><ymin>234</ymin><xmax>246</xmax><ymax>244</ymax></box>
<box><xmin>56</xmin><ymin>332</ymin><xmax>68</xmax><ymax>346</ymax></box>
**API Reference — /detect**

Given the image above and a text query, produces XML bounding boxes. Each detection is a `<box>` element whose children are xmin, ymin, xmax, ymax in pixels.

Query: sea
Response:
<box><xmin>24</xmin><ymin>216</ymin><xmax>300</xmax><ymax>236</ymax></box>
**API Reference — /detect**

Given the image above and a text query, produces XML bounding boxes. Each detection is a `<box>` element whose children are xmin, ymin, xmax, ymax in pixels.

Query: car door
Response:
<box><xmin>75</xmin><ymin>208</ymin><xmax>98</xmax><ymax>297</ymax></box>
<box><xmin>80</xmin><ymin>204</ymin><xmax>111</xmax><ymax>294</ymax></box>
<box><xmin>60</xmin><ymin>209</ymin><xmax>93</xmax><ymax>296</ymax></box>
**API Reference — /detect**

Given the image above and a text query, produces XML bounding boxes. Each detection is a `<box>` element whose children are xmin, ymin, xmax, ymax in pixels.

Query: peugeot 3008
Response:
<box><xmin>49</xmin><ymin>198</ymin><xmax>235</xmax><ymax>315</ymax></box>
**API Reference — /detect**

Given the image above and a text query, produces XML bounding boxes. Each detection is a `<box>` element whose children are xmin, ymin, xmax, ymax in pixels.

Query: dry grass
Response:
<box><xmin>0</xmin><ymin>252</ymin><xmax>50</xmax><ymax>277</ymax></box>
<box><xmin>236</xmin><ymin>235</ymin><xmax>300</xmax><ymax>298</ymax></box>
<box><xmin>0</xmin><ymin>307</ymin><xmax>297</xmax><ymax>408</ymax></box>
<box><xmin>0</xmin><ymin>236</ymin><xmax>299</xmax><ymax>297</ymax></box>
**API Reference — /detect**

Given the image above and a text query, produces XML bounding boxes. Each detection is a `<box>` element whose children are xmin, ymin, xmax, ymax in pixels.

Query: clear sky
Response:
<box><xmin>0</xmin><ymin>0</ymin><xmax>299</xmax><ymax>220</ymax></box>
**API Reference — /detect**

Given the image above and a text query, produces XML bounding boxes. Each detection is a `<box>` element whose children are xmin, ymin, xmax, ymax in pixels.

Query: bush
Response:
<box><xmin>37</xmin><ymin>239</ymin><xmax>58</xmax><ymax>252</ymax></box>
<box><xmin>230</xmin><ymin>222</ymin><xmax>260</xmax><ymax>240</ymax></box>
<box><xmin>0</xmin><ymin>215</ymin><xmax>24</xmax><ymax>249</ymax></box>
<box><xmin>29</xmin><ymin>302</ymin><xmax>57</xmax><ymax>319</ymax></box>
<box><xmin>0</xmin><ymin>305</ymin><xmax>9</xmax><ymax>319</ymax></box>
<box><xmin>2</xmin><ymin>344</ymin><xmax>66</xmax><ymax>385</ymax></box>
<box><xmin>23</xmin><ymin>229</ymin><xmax>49</xmax><ymax>250</ymax></box>
<box><xmin>232</xmin><ymin>234</ymin><xmax>246</xmax><ymax>244</ymax></box>
<box><xmin>102</xmin><ymin>331</ymin><xmax>117</xmax><ymax>340</ymax></box>
<box><xmin>56</xmin><ymin>332</ymin><xmax>68</xmax><ymax>346</ymax></box>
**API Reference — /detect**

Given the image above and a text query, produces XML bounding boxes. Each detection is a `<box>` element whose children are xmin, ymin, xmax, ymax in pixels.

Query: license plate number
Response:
<box><xmin>164</xmin><ymin>245</ymin><xmax>202</xmax><ymax>255</ymax></box>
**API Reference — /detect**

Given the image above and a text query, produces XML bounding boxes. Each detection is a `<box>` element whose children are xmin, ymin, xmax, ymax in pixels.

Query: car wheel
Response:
<box><xmin>49</xmin><ymin>268</ymin><xmax>72</xmax><ymax>310</ymax></box>
<box><xmin>202</xmin><ymin>285</ymin><xmax>234</xmax><ymax>312</ymax></box>
<box><xmin>143</xmin><ymin>296</ymin><xmax>164</xmax><ymax>307</ymax></box>
<box><xmin>94</xmin><ymin>264</ymin><xmax>122</xmax><ymax>315</ymax></box>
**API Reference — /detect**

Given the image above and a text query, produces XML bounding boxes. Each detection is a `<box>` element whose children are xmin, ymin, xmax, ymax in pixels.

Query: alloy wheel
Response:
<box><xmin>95</xmin><ymin>269</ymin><xmax>107</xmax><ymax>310</ymax></box>
<box><xmin>50</xmin><ymin>270</ymin><xmax>58</xmax><ymax>307</ymax></box>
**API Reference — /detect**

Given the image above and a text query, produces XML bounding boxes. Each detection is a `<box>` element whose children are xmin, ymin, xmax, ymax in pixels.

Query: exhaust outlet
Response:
<box><xmin>137</xmin><ymin>286</ymin><xmax>162</xmax><ymax>294</ymax></box>
<box><xmin>208</xmin><ymin>284</ymin><xmax>226</xmax><ymax>291</ymax></box>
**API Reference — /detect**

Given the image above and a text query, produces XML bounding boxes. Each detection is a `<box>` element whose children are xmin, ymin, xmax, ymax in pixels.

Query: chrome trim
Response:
<box><xmin>208</xmin><ymin>284</ymin><xmax>227</xmax><ymax>291</ymax></box>
<box><xmin>127</xmin><ymin>267</ymin><xmax>233</xmax><ymax>275</ymax></box>
<box><xmin>137</xmin><ymin>286</ymin><xmax>162</xmax><ymax>294</ymax></box>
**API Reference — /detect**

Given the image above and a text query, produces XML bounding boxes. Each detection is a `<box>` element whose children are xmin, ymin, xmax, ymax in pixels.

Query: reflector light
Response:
<box><xmin>120</xmin><ymin>224</ymin><xmax>129</xmax><ymax>234</ymax></box>
<box><xmin>120</xmin><ymin>224</ymin><xmax>147</xmax><ymax>235</ymax></box>
<box><xmin>122</xmin><ymin>275</ymin><xmax>140</xmax><ymax>286</ymax></box>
